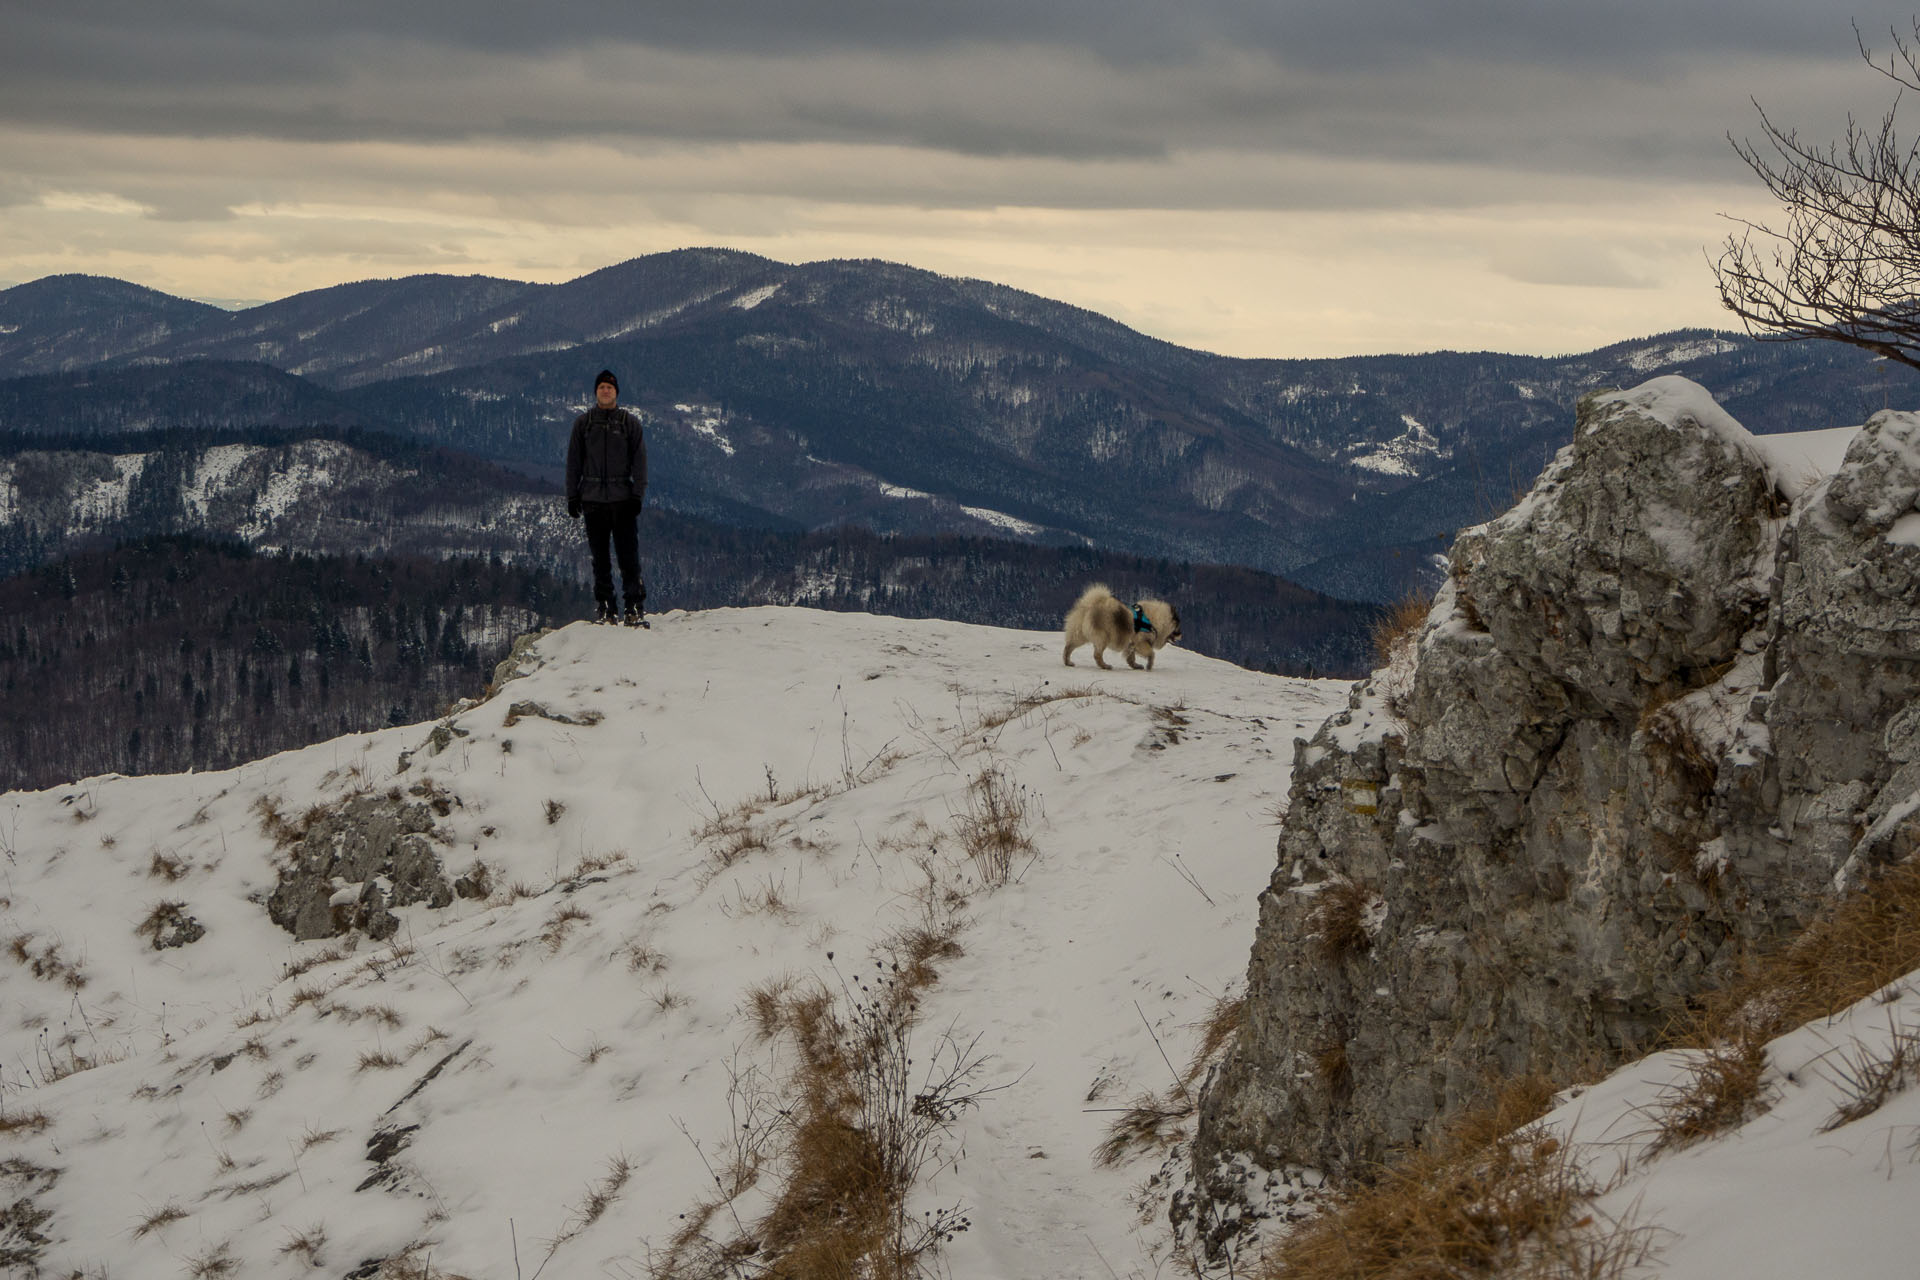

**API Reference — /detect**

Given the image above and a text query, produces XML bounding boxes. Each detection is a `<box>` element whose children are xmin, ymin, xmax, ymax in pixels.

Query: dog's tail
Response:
<box><xmin>1070</xmin><ymin>583</ymin><xmax>1115</xmax><ymax>614</ymax></box>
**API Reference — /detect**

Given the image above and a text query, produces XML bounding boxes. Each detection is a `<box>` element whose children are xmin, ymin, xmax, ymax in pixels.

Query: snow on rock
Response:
<box><xmin>1195</xmin><ymin>373</ymin><xmax>1920</xmax><ymax>1262</ymax></box>
<box><xmin>0</xmin><ymin>606</ymin><xmax>1345</xmax><ymax>1280</ymax></box>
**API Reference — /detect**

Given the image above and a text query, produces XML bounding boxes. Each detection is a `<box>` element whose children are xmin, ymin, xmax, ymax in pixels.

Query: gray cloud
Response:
<box><xmin>6</xmin><ymin>2</ymin><xmax>1917</xmax><ymax>177</ymax></box>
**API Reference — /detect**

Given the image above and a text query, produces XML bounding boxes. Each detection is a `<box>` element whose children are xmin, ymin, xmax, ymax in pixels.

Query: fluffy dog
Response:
<box><xmin>1062</xmin><ymin>584</ymin><xmax>1183</xmax><ymax>671</ymax></box>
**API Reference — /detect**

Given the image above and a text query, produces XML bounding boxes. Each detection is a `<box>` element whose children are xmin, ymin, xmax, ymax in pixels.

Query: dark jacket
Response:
<box><xmin>566</xmin><ymin>407</ymin><xmax>647</xmax><ymax>506</ymax></box>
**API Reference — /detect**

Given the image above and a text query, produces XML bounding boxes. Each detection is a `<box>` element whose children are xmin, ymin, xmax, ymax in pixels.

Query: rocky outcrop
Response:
<box><xmin>267</xmin><ymin>794</ymin><xmax>454</xmax><ymax>941</ymax></box>
<box><xmin>1191</xmin><ymin>377</ymin><xmax>1920</xmax><ymax>1243</ymax></box>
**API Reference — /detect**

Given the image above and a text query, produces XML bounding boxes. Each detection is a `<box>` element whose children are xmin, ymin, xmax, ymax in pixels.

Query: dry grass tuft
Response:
<box><xmin>744</xmin><ymin>975</ymin><xmax>799</xmax><ymax>1041</ymax></box>
<box><xmin>0</xmin><ymin>1109</ymin><xmax>50</xmax><ymax>1139</ymax></box>
<box><xmin>1263</xmin><ymin>1075</ymin><xmax>1654</xmax><ymax>1280</ymax></box>
<box><xmin>279</xmin><ymin>1223</ymin><xmax>328</xmax><ymax>1265</ymax></box>
<box><xmin>147</xmin><ymin>850</ymin><xmax>189</xmax><ymax>881</ymax></box>
<box><xmin>252</xmin><ymin>794</ymin><xmax>307</xmax><ymax>847</ymax></box>
<box><xmin>1641</xmin><ymin>1035</ymin><xmax>1769</xmax><ymax>1155</ymax></box>
<box><xmin>1094</xmin><ymin>1093</ymin><xmax>1195</xmax><ymax>1167</ymax></box>
<box><xmin>1370</xmin><ymin>594</ymin><xmax>1432</xmax><ymax>670</ymax></box>
<box><xmin>283</xmin><ymin>942</ymin><xmax>352</xmax><ymax>981</ymax></box>
<box><xmin>954</xmin><ymin>766</ymin><xmax>1036</xmax><ymax>887</ymax></box>
<box><xmin>623</xmin><ymin>937</ymin><xmax>669</xmax><ymax>974</ymax></box>
<box><xmin>540</xmin><ymin>904</ymin><xmax>594</xmax><ymax>952</ymax></box>
<box><xmin>357</xmin><ymin>1049</ymin><xmax>405</xmax><ymax>1072</ymax></box>
<box><xmin>1312</xmin><ymin>878</ymin><xmax>1378</xmax><ymax>963</ymax></box>
<box><xmin>1097</xmin><ymin>994</ymin><xmax>1248</xmax><ymax>1168</ymax></box>
<box><xmin>299</xmin><ymin>1125</ymin><xmax>343</xmax><ymax>1153</ymax></box>
<box><xmin>1822</xmin><ymin>1018</ymin><xmax>1920</xmax><ymax>1131</ymax></box>
<box><xmin>132</xmin><ymin>1201</ymin><xmax>189</xmax><ymax>1239</ymax></box>
<box><xmin>185</xmin><ymin>1241</ymin><xmax>238</xmax><ymax>1278</ymax></box>
<box><xmin>6</xmin><ymin>932</ymin><xmax>88</xmax><ymax>991</ymax></box>
<box><xmin>972</xmin><ymin>684</ymin><xmax>1102</xmax><ymax>734</ymax></box>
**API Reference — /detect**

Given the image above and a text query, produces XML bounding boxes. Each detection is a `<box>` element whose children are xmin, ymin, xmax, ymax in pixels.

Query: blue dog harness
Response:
<box><xmin>1132</xmin><ymin>604</ymin><xmax>1154</xmax><ymax>634</ymax></box>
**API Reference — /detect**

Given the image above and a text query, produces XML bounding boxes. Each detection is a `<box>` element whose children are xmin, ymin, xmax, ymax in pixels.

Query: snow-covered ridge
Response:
<box><xmin>0</xmin><ymin>607</ymin><xmax>1346</xmax><ymax>1279</ymax></box>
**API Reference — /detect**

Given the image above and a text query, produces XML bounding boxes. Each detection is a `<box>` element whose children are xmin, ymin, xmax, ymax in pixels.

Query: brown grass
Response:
<box><xmin>279</xmin><ymin>1223</ymin><xmax>328</xmax><ymax>1265</ymax></box>
<box><xmin>147</xmin><ymin>850</ymin><xmax>189</xmax><ymax>881</ymax></box>
<box><xmin>7</xmin><ymin>933</ymin><xmax>88</xmax><ymax>990</ymax></box>
<box><xmin>132</xmin><ymin>1202</ymin><xmax>189</xmax><ymax>1239</ymax></box>
<box><xmin>357</xmin><ymin>1049</ymin><xmax>405</xmax><ymax>1072</ymax></box>
<box><xmin>540</xmin><ymin>904</ymin><xmax>593</xmax><ymax>952</ymax></box>
<box><xmin>1821</xmin><ymin>1019</ymin><xmax>1920</xmax><ymax>1131</ymax></box>
<box><xmin>1263</xmin><ymin>1075</ymin><xmax>1655</xmax><ymax>1280</ymax></box>
<box><xmin>0</xmin><ymin>1109</ymin><xmax>50</xmax><ymax>1139</ymax></box>
<box><xmin>1096</xmin><ymin>994</ymin><xmax>1245</xmax><ymax>1168</ymax></box>
<box><xmin>252</xmin><ymin>794</ymin><xmax>305</xmax><ymax>847</ymax></box>
<box><xmin>1370</xmin><ymin>593</ymin><xmax>1431</xmax><ymax>669</ymax></box>
<box><xmin>1312</xmin><ymin>879</ymin><xmax>1377</xmax><ymax>963</ymax></box>
<box><xmin>955</xmin><ymin>766</ymin><xmax>1036</xmax><ymax>887</ymax></box>
<box><xmin>1641</xmin><ymin>1036</ymin><xmax>1769</xmax><ymax>1156</ymax></box>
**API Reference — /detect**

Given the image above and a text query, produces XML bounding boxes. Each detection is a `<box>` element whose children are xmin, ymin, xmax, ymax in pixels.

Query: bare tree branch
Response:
<box><xmin>1715</xmin><ymin>20</ymin><xmax>1920</xmax><ymax>371</ymax></box>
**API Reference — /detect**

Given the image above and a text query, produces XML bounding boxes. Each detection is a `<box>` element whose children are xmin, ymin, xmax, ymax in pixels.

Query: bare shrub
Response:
<box><xmin>753</xmin><ymin>971</ymin><xmax>990</xmax><ymax>1278</ymax></box>
<box><xmin>954</xmin><ymin>766</ymin><xmax>1035</xmax><ymax>887</ymax></box>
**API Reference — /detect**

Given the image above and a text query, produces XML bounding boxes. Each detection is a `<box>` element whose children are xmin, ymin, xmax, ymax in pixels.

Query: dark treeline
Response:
<box><xmin>0</xmin><ymin>537</ymin><xmax>589</xmax><ymax>792</ymax></box>
<box><xmin>637</xmin><ymin>518</ymin><xmax>1377</xmax><ymax>679</ymax></box>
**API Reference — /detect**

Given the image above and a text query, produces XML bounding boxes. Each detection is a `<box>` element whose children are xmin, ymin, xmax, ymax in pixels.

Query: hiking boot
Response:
<box><xmin>624</xmin><ymin>601</ymin><xmax>648</xmax><ymax>629</ymax></box>
<box><xmin>595</xmin><ymin>600</ymin><xmax>617</xmax><ymax>624</ymax></box>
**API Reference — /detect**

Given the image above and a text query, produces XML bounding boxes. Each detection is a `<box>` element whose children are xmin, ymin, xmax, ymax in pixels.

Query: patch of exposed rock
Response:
<box><xmin>267</xmin><ymin>794</ymin><xmax>454</xmax><ymax>941</ymax></box>
<box><xmin>1190</xmin><ymin>377</ymin><xmax>1920</xmax><ymax>1247</ymax></box>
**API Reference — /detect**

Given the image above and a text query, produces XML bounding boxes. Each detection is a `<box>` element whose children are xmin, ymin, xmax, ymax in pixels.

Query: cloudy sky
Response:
<box><xmin>4</xmin><ymin>2</ymin><xmax>1917</xmax><ymax>358</ymax></box>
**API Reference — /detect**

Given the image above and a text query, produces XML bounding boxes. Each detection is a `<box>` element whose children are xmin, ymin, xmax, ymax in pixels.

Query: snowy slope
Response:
<box><xmin>1544</xmin><ymin>975</ymin><xmax>1920</xmax><ymax>1278</ymax></box>
<box><xmin>0</xmin><ymin>607</ymin><xmax>1346</xmax><ymax>1279</ymax></box>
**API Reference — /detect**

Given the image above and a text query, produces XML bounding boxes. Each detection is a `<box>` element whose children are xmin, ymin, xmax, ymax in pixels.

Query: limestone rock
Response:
<box><xmin>1190</xmin><ymin>378</ymin><xmax>1920</xmax><ymax>1251</ymax></box>
<box><xmin>267</xmin><ymin>795</ymin><xmax>455</xmax><ymax>942</ymax></box>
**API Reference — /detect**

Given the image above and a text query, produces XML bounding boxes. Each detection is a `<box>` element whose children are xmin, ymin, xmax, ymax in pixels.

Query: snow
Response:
<box><xmin>185</xmin><ymin>443</ymin><xmax>253</xmax><ymax>518</ymax></box>
<box><xmin>1622</xmin><ymin>337</ymin><xmax>1741</xmax><ymax>372</ymax></box>
<box><xmin>0</xmin><ymin>606</ymin><xmax>1347</xmax><ymax>1279</ymax></box>
<box><xmin>1545</xmin><ymin>972</ymin><xmax>1920</xmax><ymax>1278</ymax></box>
<box><xmin>7</xmin><ymin>600</ymin><xmax>1914</xmax><ymax>1278</ymax></box>
<box><xmin>959</xmin><ymin>503</ymin><xmax>1043</xmax><ymax>535</ymax></box>
<box><xmin>731</xmin><ymin>284</ymin><xmax>781</xmax><ymax>310</ymax></box>
<box><xmin>1749</xmin><ymin>425</ymin><xmax>1861</xmax><ymax>502</ymax></box>
<box><xmin>1589</xmin><ymin>376</ymin><xmax>1757</xmax><ymax>459</ymax></box>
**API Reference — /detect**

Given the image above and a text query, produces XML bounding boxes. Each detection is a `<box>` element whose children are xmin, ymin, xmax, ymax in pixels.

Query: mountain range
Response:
<box><xmin>2</xmin><ymin>251</ymin><xmax>1907</xmax><ymax>601</ymax></box>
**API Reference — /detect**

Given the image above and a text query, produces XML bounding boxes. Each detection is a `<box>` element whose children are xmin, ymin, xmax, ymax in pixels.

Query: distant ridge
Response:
<box><xmin>0</xmin><ymin>254</ymin><xmax>1904</xmax><ymax>600</ymax></box>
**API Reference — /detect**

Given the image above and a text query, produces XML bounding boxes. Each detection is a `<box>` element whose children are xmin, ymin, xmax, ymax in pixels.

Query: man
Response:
<box><xmin>565</xmin><ymin>369</ymin><xmax>649</xmax><ymax>627</ymax></box>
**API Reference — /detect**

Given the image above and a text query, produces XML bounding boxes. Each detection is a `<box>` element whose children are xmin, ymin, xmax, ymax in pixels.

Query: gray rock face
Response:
<box><xmin>1191</xmin><ymin>378</ymin><xmax>1920</xmax><ymax>1247</ymax></box>
<box><xmin>267</xmin><ymin>795</ymin><xmax>454</xmax><ymax>941</ymax></box>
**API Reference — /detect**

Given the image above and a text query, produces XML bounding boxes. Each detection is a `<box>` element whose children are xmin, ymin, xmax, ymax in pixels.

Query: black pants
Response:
<box><xmin>583</xmin><ymin>500</ymin><xmax>644</xmax><ymax>607</ymax></box>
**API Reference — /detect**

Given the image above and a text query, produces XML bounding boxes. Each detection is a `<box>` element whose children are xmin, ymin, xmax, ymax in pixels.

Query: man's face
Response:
<box><xmin>595</xmin><ymin>381</ymin><xmax>617</xmax><ymax>409</ymax></box>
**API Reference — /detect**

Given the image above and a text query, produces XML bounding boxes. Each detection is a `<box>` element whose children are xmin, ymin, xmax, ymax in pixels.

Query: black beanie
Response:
<box><xmin>594</xmin><ymin>368</ymin><xmax>618</xmax><ymax>392</ymax></box>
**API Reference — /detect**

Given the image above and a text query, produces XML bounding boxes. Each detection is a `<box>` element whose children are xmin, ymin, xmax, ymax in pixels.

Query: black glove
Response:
<box><xmin>567</xmin><ymin>497</ymin><xmax>582</xmax><ymax>519</ymax></box>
